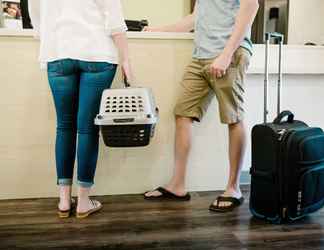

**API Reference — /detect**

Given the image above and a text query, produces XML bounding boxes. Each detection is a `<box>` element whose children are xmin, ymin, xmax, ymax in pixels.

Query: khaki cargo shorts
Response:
<box><xmin>174</xmin><ymin>47</ymin><xmax>251</xmax><ymax>124</ymax></box>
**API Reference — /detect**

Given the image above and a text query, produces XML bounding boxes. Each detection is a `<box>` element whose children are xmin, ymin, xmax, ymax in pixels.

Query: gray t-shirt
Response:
<box><xmin>193</xmin><ymin>0</ymin><xmax>253</xmax><ymax>59</ymax></box>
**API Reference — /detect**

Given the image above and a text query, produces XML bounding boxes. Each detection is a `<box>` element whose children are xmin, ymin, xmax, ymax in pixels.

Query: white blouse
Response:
<box><xmin>28</xmin><ymin>0</ymin><xmax>127</xmax><ymax>65</ymax></box>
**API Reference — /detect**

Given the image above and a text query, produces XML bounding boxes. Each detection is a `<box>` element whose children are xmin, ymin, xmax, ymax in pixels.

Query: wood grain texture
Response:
<box><xmin>0</xmin><ymin>188</ymin><xmax>323</xmax><ymax>250</ymax></box>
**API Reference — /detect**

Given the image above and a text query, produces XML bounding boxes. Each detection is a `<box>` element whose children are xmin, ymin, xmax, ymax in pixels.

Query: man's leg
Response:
<box><xmin>215</xmin><ymin>121</ymin><xmax>246</xmax><ymax>207</ymax></box>
<box><xmin>169</xmin><ymin>116</ymin><xmax>193</xmax><ymax>194</ymax></box>
<box><xmin>144</xmin><ymin>59</ymin><xmax>211</xmax><ymax>199</ymax></box>
<box><xmin>209</xmin><ymin>47</ymin><xmax>251</xmax><ymax>210</ymax></box>
<box><xmin>145</xmin><ymin>116</ymin><xmax>193</xmax><ymax>197</ymax></box>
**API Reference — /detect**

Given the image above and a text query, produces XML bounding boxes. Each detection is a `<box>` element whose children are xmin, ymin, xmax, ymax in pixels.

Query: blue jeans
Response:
<box><xmin>47</xmin><ymin>59</ymin><xmax>117</xmax><ymax>188</ymax></box>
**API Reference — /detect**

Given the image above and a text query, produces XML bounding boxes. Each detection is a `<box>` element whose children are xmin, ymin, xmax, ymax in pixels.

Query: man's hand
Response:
<box><xmin>142</xmin><ymin>12</ymin><xmax>195</xmax><ymax>33</ymax></box>
<box><xmin>210</xmin><ymin>53</ymin><xmax>233</xmax><ymax>78</ymax></box>
<box><xmin>143</xmin><ymin>26</ymin><xmax>166</xmax><ymax>32</ymax></box>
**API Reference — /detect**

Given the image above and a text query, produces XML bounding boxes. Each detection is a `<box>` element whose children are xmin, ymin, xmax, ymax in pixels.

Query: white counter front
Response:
<box><xmin>0</xmin><ymin>31</ymin><xmax>324</xmax><ymax>199</ymax></box>
<box><xmin>1</xmin><ymin>29</ymin><xmax>324</xmax><ymax>75</ymax></box>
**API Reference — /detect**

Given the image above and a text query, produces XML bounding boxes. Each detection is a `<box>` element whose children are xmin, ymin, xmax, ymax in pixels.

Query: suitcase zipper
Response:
<box><xmin>278</xmin><ymin>129</ymin><xmax>297</xmax><ymax>220</ymax></box>
<box><xmin>277</xmin><ymin>129</ymin><xmax>287</xmax><ymax>141</ymax></box>
<box><xmin>277</xmin><ymin>128</ymin><xmax>290</xmax><ymax>220</ymax></box>
<box><xmin>282</xmin><ymin>207</ymin><xmax>287</xmax><ymax>219</ymax></box>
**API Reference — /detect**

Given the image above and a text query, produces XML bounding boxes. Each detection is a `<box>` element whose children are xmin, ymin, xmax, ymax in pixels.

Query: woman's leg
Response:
<box><xmin>47</xmin><ymin>59</ymin><xmax>79</xmax><ymax>210</ymax></box>
<box><xmin>76</xmin><ymin>61</ymin><xmax>117</xmax><ymax>213</ymax></box>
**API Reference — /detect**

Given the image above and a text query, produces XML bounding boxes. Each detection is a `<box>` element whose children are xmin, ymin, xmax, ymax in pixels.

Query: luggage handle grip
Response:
<box><xmin>265</xmin><ymin>32</ymin><xmax>284</xmax><ymax>43</ymax></box>
<box><xmin>273</xmin><ymin>110</ymin><xmax>294</xmax><ymax>124</ymax></box>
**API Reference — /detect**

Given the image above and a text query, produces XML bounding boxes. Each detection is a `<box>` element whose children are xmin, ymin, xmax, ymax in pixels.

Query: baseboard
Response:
<box><xmin>240</xmin><ymin>171</ymin><xmax>250</xmax><ymax>184</ymax></box>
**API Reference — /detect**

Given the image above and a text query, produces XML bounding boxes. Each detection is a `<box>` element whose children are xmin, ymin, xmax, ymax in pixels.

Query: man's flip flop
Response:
<box><xmin>144</xmin><ymin>187</ymin><xmax>191</xmax><ymax>201</ymax></box>
<box><xmin>57</xmin><ymin>198</ymin><xmax>76</xmax><ymax>218</ymax></box>
<box><xmin>76</xmin><ymin>199</ymin><xmax>103</xmax><ymax>219</ymax></box>
<box><xmin>209</xmin><ymin>196</ymin><xmax>244</xmax><ymax>213</ymax></box>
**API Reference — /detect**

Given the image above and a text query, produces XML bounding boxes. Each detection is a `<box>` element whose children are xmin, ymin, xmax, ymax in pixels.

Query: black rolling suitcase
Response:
<box><xmin>249</xmin><ymin>33</ymin><xmax>324</xmax><ymax>224</ymax></box>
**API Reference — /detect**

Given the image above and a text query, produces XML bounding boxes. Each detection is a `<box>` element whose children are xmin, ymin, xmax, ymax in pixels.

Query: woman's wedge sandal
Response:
<box><xmin>144</xmin><ymin>187</ymin><xmax>191</xmax><ymax>201</ymax></box>
<box><xmin>58</xmin><ymin>198</ymin><xmax>76</xmax><ymax>218</ymax></box>
<box><xmin>76</xmin><ymin>199</ymin><xmax>103</xmax><ymax>219</ymax></box>
<box><xmin>209</xmin><ymin>196</ymin><xmax>244</xmax><ymax>213</ymax></box>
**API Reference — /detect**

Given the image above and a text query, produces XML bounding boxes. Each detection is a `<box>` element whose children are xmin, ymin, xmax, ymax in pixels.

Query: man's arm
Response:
<box><xmin>143</xmin><ymin>4</ymin><xmax>196</xmax><ymax>33</ymax></box>
<box><xmin>210</xmin><ymin>0</ymin><xmax>259</xmax><ymax>78</ymax></box>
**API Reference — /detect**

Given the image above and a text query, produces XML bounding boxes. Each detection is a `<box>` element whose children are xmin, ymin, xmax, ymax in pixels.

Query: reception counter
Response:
<box><xmin>1</xmin><ymin>31</ymin><xmax>324</xmax><ymax>199</ymax></box>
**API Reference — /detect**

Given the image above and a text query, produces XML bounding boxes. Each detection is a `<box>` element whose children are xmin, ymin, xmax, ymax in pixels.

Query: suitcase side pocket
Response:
<box><xmin>288</xmin><ymin>134</ymin><xmax>324</xmax><ymax>220</ymax></box>
<box><xmin>250</xmin><ymin>168</ymin><xmax>281</xmax><ymax>222</ymax></box>
<box><xmin>294</xmin><ymin>165</ymin><xmax>324</xmax><ymax>218</ymax></box>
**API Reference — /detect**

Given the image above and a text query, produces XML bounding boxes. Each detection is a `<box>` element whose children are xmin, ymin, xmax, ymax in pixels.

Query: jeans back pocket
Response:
<box><xmin>47</xmin><ymin>60</ymin><xmax>64</xmax><ymax>76</ymax></box>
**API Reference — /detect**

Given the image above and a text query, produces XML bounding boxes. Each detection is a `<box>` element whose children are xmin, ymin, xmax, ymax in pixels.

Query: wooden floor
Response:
<box><xmin>0</xmin><ymin>187</ymin><xmax>324</xmax><ymax>250</ymax></box>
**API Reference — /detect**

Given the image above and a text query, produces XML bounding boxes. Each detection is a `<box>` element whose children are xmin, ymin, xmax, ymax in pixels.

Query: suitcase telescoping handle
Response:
<box><xmin>264</xmin><ymin>32</ymin><xmax>284</xmax><ymax>123</ymax></box>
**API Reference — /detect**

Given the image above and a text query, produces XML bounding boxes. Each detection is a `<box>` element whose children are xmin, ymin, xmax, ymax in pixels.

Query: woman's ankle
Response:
<box><xmin>58</xmin><ymin>185</ymin><xmax>72</xmax><ymax>210</ymax></box>
<box><xmin>77</xmin><ymin>187</ymin><xmax>91</xmax><ymax>203</ymax></box>
<box><xmin>59</xmin><ymin>185</ymin><xmax>72</xmax><ymax>200</ymax></box>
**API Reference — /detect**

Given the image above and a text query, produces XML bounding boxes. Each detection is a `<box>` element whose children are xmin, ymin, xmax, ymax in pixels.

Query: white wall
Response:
<box><xmin>1</xmin><ymin>36</ymin><xmax>324</xmax><ymax>199</ymax></box>
<box><xmin>243</xmin><ymin>74</ymin><xmax>324</xmax><ymax>172</ymax></box>
<box><xmin>288</xmin><ymin>0</ymin><xmax>324</xmax><ymax>45</ymax></box>
<box><xmin>121</xmin><ymin>0</ymin><xmax>324</xmax><ymax>45</ymax></box>
<box><xmin>121</xmin><ymin>0</ymin><xmax>191</xmax><ymax>26</ymax></box>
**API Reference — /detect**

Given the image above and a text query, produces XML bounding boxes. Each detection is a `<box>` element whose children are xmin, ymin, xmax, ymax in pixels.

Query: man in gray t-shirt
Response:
<box><xmin>144</xmin><ymin>0</ymin><xmax>259</xmax><ymax>212</ymax></box>
<box><xmin>193</xmin><ymin>0</ymin><xmax>253</xmax><ymax>59</ymax></box>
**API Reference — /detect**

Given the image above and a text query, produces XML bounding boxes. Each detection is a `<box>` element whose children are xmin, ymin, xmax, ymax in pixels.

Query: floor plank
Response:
<box><xmin>0</xmin><ymin>189</ymin><xmax>323</xmax><ymax>250</ymax></box>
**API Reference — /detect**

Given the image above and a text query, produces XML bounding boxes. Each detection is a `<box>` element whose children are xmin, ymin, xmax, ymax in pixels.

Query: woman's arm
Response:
<box><xmin>96</xmin><ymin>0</ymin><xmax>127</xmax><ymax>34</ymax></box>
<box><xmin>95</xmin><ymin>0</ymin><xmax>133</xmax><ymax>82</ymax></box>
<box><xmin>27</xmin><ymin>0</ymin><xmax>40</xmax><ymax>37</ymax></box>
<box><xmin>112</xmin><ymin>33</ymin><xmax>133</xmax><ymax>82</ymax></box>
<box><xmin>97</xmin><ymin>0</ymin><xmax>133</xmax><ymax>81</ymax></box>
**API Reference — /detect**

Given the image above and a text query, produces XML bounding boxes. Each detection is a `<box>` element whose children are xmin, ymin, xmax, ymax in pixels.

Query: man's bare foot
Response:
<box><xmin>212</xmin><ymin>187</ymin><xmax>242</xmax><ymax>208</ymax></box>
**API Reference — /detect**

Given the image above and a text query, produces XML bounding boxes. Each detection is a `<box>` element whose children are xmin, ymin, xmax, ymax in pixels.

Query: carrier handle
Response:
<box><xmin>123</xmin><ymin>76</ymin><xmax>131</xmax><ymax>88</ymax></box>
<box><xmin>264</xmin><ymin>32</ymin><xmax>284</xmax><ymax>123</ymax></box>
<box><xmin>273</xmin><ymin>110</ymin><xmax>294</xmax><ymax>124</ymax></box>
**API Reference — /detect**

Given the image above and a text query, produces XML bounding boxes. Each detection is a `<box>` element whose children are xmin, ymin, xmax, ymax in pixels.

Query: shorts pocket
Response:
<box><xmin>237</xmin><ymin>49</ymin><xmax>251</xmax><ymax>72</ymax></box>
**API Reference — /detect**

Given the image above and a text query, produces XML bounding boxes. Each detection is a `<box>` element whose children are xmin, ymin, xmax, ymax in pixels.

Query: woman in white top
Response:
<box><xmin>28</xmin><ymin>0</ymin><xmax>133</xmax><ymax>218</ymax></box>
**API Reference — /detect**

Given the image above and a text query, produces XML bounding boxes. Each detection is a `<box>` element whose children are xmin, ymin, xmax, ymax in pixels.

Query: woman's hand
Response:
<box><xmin>121</xmin><ymin>59</ymin><xmax>134</xmax><ymax>83</ymax></box>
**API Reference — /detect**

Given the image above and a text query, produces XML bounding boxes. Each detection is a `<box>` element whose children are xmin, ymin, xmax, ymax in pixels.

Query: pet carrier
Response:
<box><xmin>95</xmin><ymin>79</ymin><xmax>159</xmax><ymax>147</ymax></box>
